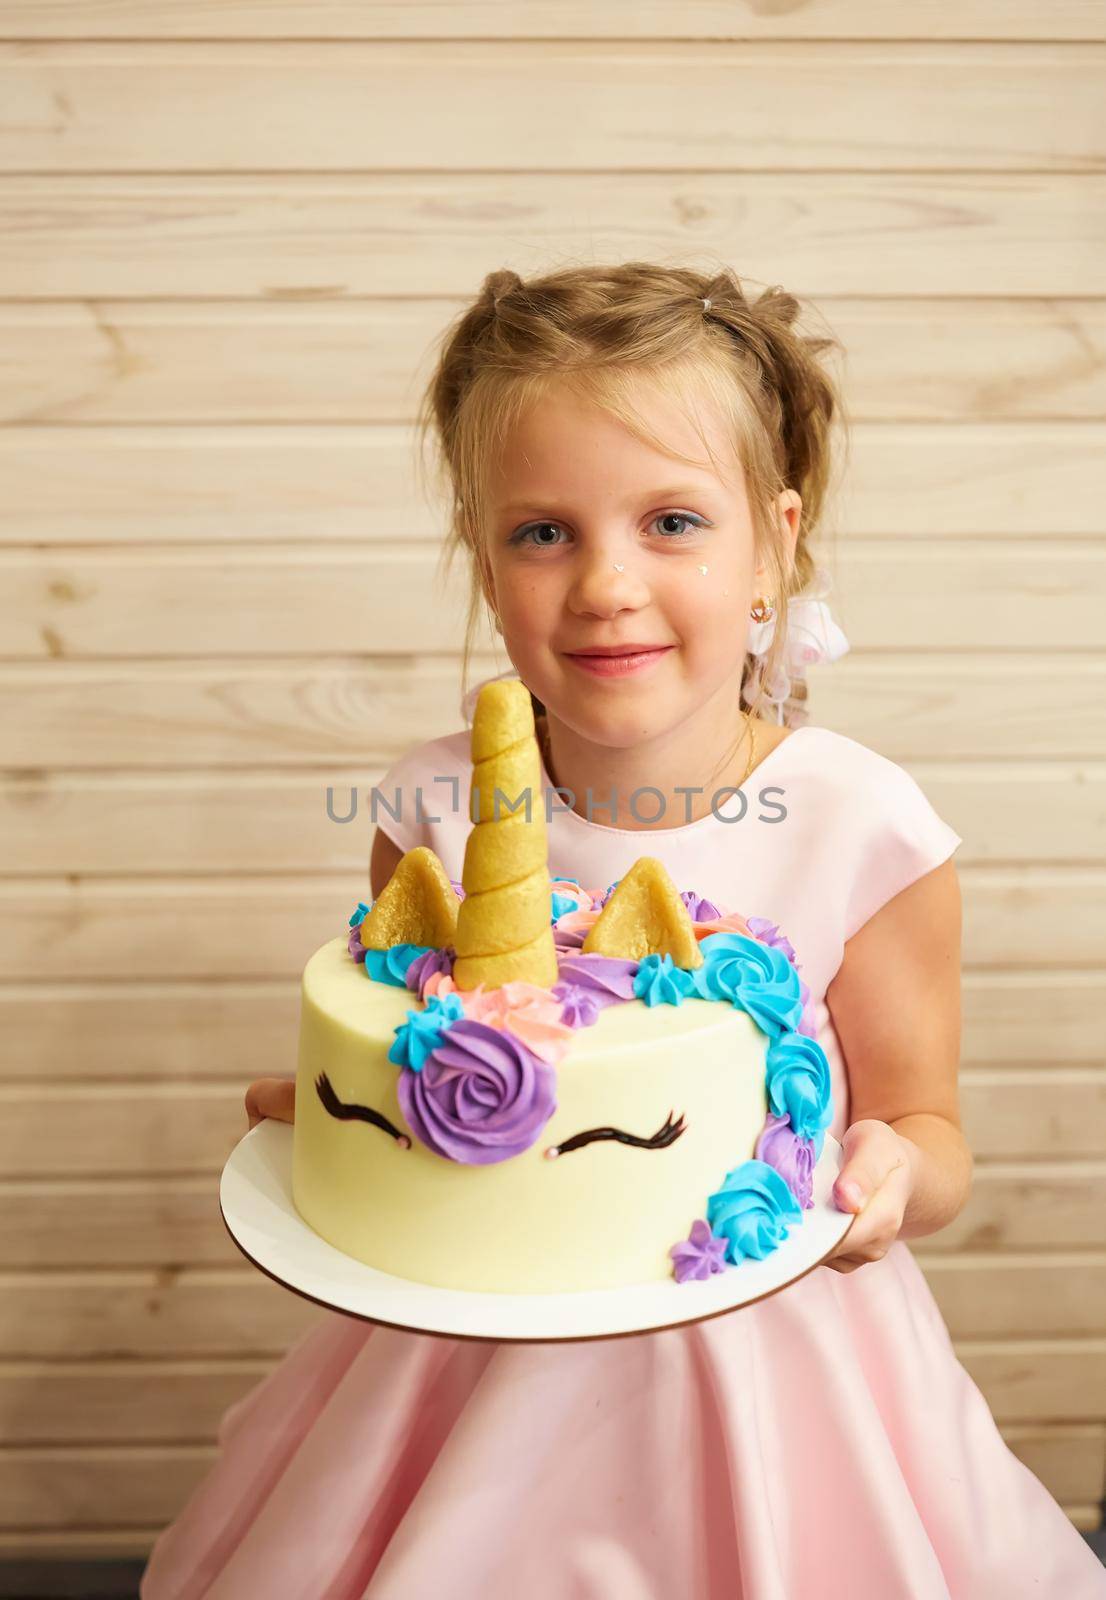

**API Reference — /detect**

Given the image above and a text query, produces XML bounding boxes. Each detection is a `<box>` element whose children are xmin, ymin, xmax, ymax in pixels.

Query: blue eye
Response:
<box><xmin>512</xmin><ymin>522</ymin><xmax>565</xmax><ymax>547</ymax></box>
<box><xmin>652</xmin><ymin>512</ymin><xmax>705</xmax><ymax>539</ymax></box>
<box><xmin>511</xmin><ymin>512</ymin><xmax>706</xmax><ymax>547</ymax></box>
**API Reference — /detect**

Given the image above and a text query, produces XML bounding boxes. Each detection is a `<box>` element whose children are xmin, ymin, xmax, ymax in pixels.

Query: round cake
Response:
<box><xmin>291</xmin><ymin>680</ymin><xmax>832</xmax><ymax>1295</ymax></box>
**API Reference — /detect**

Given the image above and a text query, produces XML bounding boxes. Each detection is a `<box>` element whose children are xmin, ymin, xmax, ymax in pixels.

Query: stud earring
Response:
<box><xmin>750</xmin><ymin>595</ymin><xmax>775</xmax><ymax>624</ymax></box>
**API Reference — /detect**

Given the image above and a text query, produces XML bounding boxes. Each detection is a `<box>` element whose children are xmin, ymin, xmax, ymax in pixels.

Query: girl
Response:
<box><xmin>142</xmin><ymin>264</ymin><xmax>1105</xmax><ymax>1598</ymax></box>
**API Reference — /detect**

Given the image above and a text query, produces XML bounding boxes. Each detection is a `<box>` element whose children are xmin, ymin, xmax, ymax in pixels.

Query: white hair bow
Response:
<box><xmin>743</xmin><ymin>564</ymin><xmax>850</xmax><ymax>726</ymax></box>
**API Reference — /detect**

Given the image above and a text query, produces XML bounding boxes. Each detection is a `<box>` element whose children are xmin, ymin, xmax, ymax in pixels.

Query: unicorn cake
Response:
<box><xmin>291</xmin><ymin>679</ymin><xmax>832</xmax><ymax>1294</ymax></box>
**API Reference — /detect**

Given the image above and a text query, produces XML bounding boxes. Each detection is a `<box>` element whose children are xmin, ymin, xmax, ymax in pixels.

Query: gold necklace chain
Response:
<box><xmin>738</xmin><ymin>709</ymin><xmax>757</xmax><ymax>787</ymax></box>
<box><xmin>536</xmin><ymin>711</ymin><xmax>758</xmax><ymax>803</ymax></box>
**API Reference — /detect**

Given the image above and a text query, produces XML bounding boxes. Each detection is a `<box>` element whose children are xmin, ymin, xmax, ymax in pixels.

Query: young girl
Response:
<box><xmin>142</xmin><ymin>264</ymin><xmax>1105</xmax><ymax>1598</ymax></box>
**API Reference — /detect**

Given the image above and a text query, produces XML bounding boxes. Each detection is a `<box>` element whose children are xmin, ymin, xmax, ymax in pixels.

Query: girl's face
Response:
<box><xmin>482</xmin><ymin>380</ymin><xmax>798</xmax><ymax>750</ymax></box>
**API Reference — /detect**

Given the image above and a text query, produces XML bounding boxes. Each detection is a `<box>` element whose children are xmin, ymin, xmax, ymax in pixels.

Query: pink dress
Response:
<box><xmin>141</xmin><ymin>723</ymin><xmax>1106</xmax><ymax>1599</ymax></box>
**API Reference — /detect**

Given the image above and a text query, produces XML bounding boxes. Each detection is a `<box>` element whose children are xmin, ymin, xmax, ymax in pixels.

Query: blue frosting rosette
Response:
<box><xmin>691</xmin><ymin>932</ymin><xmax>804</xmax><ymax>1037</ymax></box>
<box><xmin>633</xmin><ymin>952</ymin><xmax>697</xmax><ymax>1007</ymax></box>
<box><xmin>363</xmin><ymin>942</ymin><xmax>434</xmax><ymax>988</ymax></box>
<box><xmin>706</xmin><ymin>1159</ymin><xmax>803</xmax><ymax>1263</ymax></box>
<box><xmin>388</xmin><ymin>992</ymin><xmax>466</xmax><ymax>1073</ymax></box>
<box><xmin>765</xmin><ymin>1031</ymin><xmax>832</xmax><ymax>1151</ymax></box>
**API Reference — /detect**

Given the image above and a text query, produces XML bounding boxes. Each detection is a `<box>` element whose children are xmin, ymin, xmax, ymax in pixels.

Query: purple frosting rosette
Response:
<box><xmin>755</xmin><ymin>1112</ymin><xmax>817</xmax><ymax>1209</ymax></box>
<box><xmin>397</xmin><ymin>1017</ymin><xmax>557</xmax><ymax>1164</ymax></box>
<box><xmin>405</xmin><ymin>944</ymin><xmax>456</xmax><ymax>1000</ymax></box>
<box><xmin>669</xmin><ymin>1217</ymin><xmax>730</xmax><ymax>1283</ymax></box>
<box><xmin>681</xmin><ymin>890</ymin><xmax>724</xmax><ymax>922</ymax></box>
<box><xmin>552</xmin><ymin>953</ymin><xmax>640</xmax><ymax>1027</ymax></box>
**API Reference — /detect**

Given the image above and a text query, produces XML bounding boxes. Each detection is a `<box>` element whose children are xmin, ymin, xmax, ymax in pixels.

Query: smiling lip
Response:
<box><xmin>563</xmin><ymin>644</ymin><xmax>673</xmax><ymax>678</ymax></box>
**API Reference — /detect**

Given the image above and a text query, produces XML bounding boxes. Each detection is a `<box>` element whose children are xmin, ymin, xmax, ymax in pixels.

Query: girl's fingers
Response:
<box><xmin>823</xmin><ymin>1176</ymin><xmax>909</xmax><ymax>1271</ymax></box>
<box><xmin>832</xmin><ymin>1120</ymin><xmax>909</xmax><ymax>1214</ymax></box>
<box><xmin>833</xmin><ymin>1156</ymin><xmax>906</xmax><ymax>1215</ymax></box>
<box><xmin>244</xmin><ymin>1076</ymin><xmax>296</xmax><ymax>1130</ymax></box>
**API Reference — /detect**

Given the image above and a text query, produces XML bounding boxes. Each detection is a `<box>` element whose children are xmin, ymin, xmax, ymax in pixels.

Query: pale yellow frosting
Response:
<box><xmin>292</xmin><ymin>937</ymin><xmax>769</xmax><ymax>1293</ymax></box>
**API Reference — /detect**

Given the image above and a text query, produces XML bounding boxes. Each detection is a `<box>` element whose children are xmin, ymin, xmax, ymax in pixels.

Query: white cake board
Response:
<box><xmin>220</xmin><ymin>1121</ymin><xmax>856</xmax><ymax>1343</ymax></box>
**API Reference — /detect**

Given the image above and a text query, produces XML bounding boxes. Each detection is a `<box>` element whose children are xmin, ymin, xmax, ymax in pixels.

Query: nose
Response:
<box><xmin>567</xmin><ymin>543</ymin><xmax>649</xmax><ymax>620</ymax></box>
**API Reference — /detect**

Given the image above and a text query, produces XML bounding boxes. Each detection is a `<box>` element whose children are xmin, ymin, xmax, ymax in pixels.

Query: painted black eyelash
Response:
<box><xmin>315</xmin><ymin>1072</ymin><xmax>411</xmax><ymax>1148</ymax></box>
<box><xmin>549</xmin><ymin>1110</ymin><xmax>687</xmax><ymax>1158</ymax></box>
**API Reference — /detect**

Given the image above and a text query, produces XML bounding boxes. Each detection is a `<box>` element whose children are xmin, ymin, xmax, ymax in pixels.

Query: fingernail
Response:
<box><xmin>837</xmin><ymin>1181</ymin><xmax>864</xmax><ymax>1210</ymax></box>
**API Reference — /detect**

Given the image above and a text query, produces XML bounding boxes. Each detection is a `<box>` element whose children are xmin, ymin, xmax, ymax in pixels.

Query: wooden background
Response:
<box><xmin>1</xmin><ymin>0</ymin><xmax>1104</xmax><ymax>1560</ymax></box>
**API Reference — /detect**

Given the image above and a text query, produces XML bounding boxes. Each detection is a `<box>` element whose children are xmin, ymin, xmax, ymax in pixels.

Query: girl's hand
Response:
<box><xmin>823</xmin><ymin>1118</ymin><xmax>918</xmax><ymax>1274</ymax></box>
<box><xmin>245</xmin><ymin>1076</ymin><xmax>296</xmax><ymax>1131</ymax></box>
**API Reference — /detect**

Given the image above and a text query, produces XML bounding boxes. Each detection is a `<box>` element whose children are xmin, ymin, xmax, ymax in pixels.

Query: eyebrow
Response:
<box><xmin>496</xmin><ymin>486</ymin><xmax>717</xmax><ymax>515</ymax></box>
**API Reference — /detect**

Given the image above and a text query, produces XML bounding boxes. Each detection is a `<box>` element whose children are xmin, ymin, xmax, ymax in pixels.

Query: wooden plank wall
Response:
<box><xmin>1</xmin><ymin>0</ymin><xmax>1104</xmax><ymax>1559</ymax></box>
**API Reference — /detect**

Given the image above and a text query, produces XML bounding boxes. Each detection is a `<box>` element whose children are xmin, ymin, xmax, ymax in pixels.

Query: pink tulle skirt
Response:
<box><xmin>140</xmin><ymin>1242</ymin><xmax>1105</xmax><ymax>1599</ymax></box>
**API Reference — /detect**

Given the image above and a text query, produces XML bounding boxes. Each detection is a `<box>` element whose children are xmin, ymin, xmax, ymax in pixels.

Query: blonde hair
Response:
<box><xmin>415</xmin><ymin>261</ymin><xmax>849</xmax><ymax>748</ymax></box>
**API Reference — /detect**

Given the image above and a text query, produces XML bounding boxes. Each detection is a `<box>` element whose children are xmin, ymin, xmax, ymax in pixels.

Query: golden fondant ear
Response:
<box><xmin>358</xmin><ymin>846</ymin><xmax>459</xmax><ymax>950</ymax></box>
<box><xmin>452</xmin><ymin>679</ymin><xmax>558</xmax><ymax>991</ymax></box>
<box><xmin>581</xmin><ymin>857</ymin><xmax>703</xmax><ymax>968</ymax></box>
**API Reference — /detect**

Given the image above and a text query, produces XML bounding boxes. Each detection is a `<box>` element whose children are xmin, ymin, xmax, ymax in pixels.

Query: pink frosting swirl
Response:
<box><xmin>458</xmin><ymin>980</ymin><xmax>575</xmax><ymax>1064</ymax></box>
<box><xmin>421</xmin><ymin>970</ymin><xmax>460</xmax><ymax>1001</ymax></box>
<box><xmin>691</xmin><ymin>911</ymin><xmax>753</xmax><ymax>942</ymax></box>
<box><xmin>396</xmin><ymin>1018</ymin><xmax>557</xmax><ymax>1164</ymax></box>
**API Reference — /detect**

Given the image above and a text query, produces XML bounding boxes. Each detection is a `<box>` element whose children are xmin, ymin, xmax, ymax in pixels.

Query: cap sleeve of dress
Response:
<box><xmin>843</xmin><ymin>748</ymin><xmax>963</xmax><ymax>942</ymax></box>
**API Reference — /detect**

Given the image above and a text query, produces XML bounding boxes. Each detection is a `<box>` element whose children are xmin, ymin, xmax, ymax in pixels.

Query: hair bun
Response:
<box><xmin>752</xmin><ymin>285</ymin><xmax>802</xmax><ymax>331</ymax></box>
<box><xmin>484</xmin><ymin>268</ymin><xmax>523</xmax><ymax>310</ymax></box>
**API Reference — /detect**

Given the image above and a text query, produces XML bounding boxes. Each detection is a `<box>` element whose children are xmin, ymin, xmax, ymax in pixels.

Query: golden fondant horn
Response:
<box><xmin>451</xmin><ymin>680</ymin><xmax>558</xmax><ymax>990</ymax></box>
<box><xmin>582</xmin><ymin>856</ymin><xmax>703</xmax><ymax>968</ymax></box>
